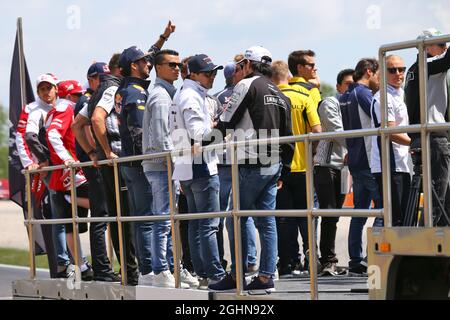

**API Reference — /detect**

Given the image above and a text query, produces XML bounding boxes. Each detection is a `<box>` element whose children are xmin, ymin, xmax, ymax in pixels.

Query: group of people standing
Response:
<box><xmin>16</xmin><ymin>23</ymin><xmax>450</xmax><ymax>293</ymax></box>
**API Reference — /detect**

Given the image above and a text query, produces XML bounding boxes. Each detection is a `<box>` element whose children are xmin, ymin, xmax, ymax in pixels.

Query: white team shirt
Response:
<box><xmin>371</xmin><ymin>86</ymin><xmax>410</xmax><ymax>173</ymax></box>
<box><xmin>78</xmin><ymin>86</ymin><xmax>118</xmax><ymax>118</ymax></box>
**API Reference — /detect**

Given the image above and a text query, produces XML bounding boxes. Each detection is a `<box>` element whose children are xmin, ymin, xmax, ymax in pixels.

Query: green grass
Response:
<box><xmin>0</xmin><ymin>247</ymin><xmax>121</xmax><ymax>272</ymax></box>
<box><xmin>0</xmin><ymin>247</ymin><xmax>50</xmax><ymax>269</ymax></box>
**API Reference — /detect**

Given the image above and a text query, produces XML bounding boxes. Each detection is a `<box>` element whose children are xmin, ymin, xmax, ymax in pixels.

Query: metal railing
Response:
<box><xmin>22</xmin><ymin>33</ymin><xmax>450</xmax><ymax>300</ymax></box>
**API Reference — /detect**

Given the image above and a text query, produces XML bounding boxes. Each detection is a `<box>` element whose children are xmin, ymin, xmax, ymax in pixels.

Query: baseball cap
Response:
<box><xmin>188</xmin><ymin>54</ymin><xmax>223</xmax><ymax>73</ymax></box>
<box><xmin>240</xmin><ymin>46</ymin><xmax>273</xmax><ymax>65</ymax></box>
<box><xmin>417</xmin><ymin>28</ymin><xmax>444</xmax><ymax>40</ymax></box>
<box><xmin>223</xmin><ymin>62</ymin><xmax>236</xmax><ymax>79</ymax></box>
<box><xmin>87</xmin><ymin>62</ymin><xmax>110</xmax><ymax>77</ymax></box>
<box><xmin>57</xmin><ymin>80</ymin><xmax>84</xmax><ymax>98</ymax></box>
<box><xmin>36</xmin><ymin>73</ymin><xmax>58</xmax><ymax>88</ymax></box>
<box><xmin>118</xmin><ymin>46</ymin><xmax>149</xmax><ymax>68</ymax></box>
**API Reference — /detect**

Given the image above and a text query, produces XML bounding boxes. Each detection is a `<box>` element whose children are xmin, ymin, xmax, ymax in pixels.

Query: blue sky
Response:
<box><xmin>1</xmin><ymin>0</ymin><xmax>450</xmax><ymax>110</ymax></box>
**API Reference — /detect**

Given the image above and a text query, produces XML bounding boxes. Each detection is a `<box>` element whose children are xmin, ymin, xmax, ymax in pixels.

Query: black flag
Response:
<box><xmin>9</xmin><ymin>25</ymin><xmax>35</xmax><ymax>208</ymax></box>
<box><xmin>8</xmin><ymin>20</ymin><xmax>58</xmax><ymax>276</ymax></box>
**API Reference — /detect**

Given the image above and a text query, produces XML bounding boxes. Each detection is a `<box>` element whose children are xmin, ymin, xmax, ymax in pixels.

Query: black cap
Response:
<box><xmin>188</xmin><ymin>54</ymin><xmax>223</xmax><ymax>73</ymax></box>
<box><xmin>118</xmin><ymin>46</ymin><xmax>149</xmax><ymax>68</ymax></box>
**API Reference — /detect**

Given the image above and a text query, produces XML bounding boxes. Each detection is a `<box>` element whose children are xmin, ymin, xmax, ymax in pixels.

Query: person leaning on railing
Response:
<box><xmin>170</xmin><ymin>54</ymin><xmax>227</xmax><ymax>290</ymax></box>
<box><xmin>17</xmin><ymin>73</ymin><xmax>71</xmax><ymax>278</ymax></box>
<box><xmin>211</xmin><ymin>46</ymin><xmax>294</xmax><ymax>292</ymax></box>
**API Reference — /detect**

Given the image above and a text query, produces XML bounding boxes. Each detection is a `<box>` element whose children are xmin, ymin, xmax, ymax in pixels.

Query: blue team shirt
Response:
<box><xmin>116</xmin><ymin>77</ymin><xmax>150</xmax><ymax>159</ymax></box>
<box><xmin>339</xmin><ymin>83</ymin><xmax>374</xmax><ymax>171</ymax></box>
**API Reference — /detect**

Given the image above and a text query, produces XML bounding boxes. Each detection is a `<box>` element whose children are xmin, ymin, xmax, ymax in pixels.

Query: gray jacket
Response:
<box><xmin>314</xmin><ymin>95</ymin><xmax>347</xmax><ymax>170</ymax></box>
<box><xmin>142</xmin><ymin>77</ymin><xmax>177</xmax><ymax>172</ymax></box>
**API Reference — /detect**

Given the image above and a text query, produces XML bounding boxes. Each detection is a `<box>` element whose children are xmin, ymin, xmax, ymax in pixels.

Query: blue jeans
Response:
<box><xmin>42</xmin><ymin>175</ymin><xmax>70</xmax><ymax>267</ymax></box>
<box><xmin>348</xmin><ymin>168</ymin><xmax>383</xmax><ymax>269</ymax></box>
<box><xmin>121</xmin><ymin>166</ymin><xmax>153</xmax><ymax>275</ymax></box>
<box><xmin>181</xmin><ymin>175</ymin><xmax>225</xmax><ymax>280</ymax></box>
<box><xmin>144</xmin><ymin>170</ymin><xmax>175</xmax><ymax>274</ymax></box>
<box><xmin>229</xmin><ymin>163</ymin><xmax>281</xmax><ymax>278</ymax></box>
<box><xmin>218</xmin><ymin>166</ymin><xmax>258</xmax><ymax>266</ymax></box>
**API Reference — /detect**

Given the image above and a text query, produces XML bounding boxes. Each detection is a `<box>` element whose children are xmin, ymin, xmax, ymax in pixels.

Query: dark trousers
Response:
<box><xmin>99</xmin><ymin>166</ymin><xmax>138</xmax><ymax>279</ymax></box>
<box><xmin>314</xmin><ymin>166</ymin><xmax>345</xmax><ymax>264</ymax></box>
<box><xmin>178</xmin><ymin>192</ymin><xmax>194</xmax><ymax>272</ymax></box>
<box><xmin>276</xmin><ymin>172</ymin><xmax>310</xmax><ymax>268</ymax></box>
<box><xmin>411</xmin><ymin>137</ymin><xmax>450</xmax><ymax>225</ymax></box>
<box><xmin>84</xmin><ymin>166</ymin><xmax>113</xmax><ymax>275</ymax></box>
<box><xmin>374</xmin><ymin>172</ymin><xmax>411</xmax><ymax>226</ymax></box>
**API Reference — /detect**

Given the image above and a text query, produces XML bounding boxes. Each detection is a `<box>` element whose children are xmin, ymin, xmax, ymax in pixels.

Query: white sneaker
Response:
<box><xmin>153</xmin><ymin>270</ymin><xmax>175</xmax><ymax>288</ymax></box>
<box><xmin>138</xmin><ymin>272</ymin><xmax>154</xmax><ymax>286</ymax></box>
<box><xmin>153</xmin><ymin>270</ymin><xmax>190</xmax><ymax>288</ymax></box>
<box><xmin>274</xmin><ymin>269</ymin><xmax>279</xmax><ymax>281</ymax></box>
<box><xmin>180</xmin><ymin>268</ymin><xmax>199</xmax><ymax>288</ymax></box>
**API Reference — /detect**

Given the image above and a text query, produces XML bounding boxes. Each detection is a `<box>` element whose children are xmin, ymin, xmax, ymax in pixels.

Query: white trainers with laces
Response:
<box><xmin>153</xmin><ymin>270</ymin><xmax>176</xmax><ymax>288</ymax></box>
<box><xmin>153</xmin><ymin>270</ymin><xmax>190</xmax><ymax>288</ymax></box>
<box><xmin>179</xmin><ymin>268</ymin><xmax>199</xmax><ymax>288</ymax></box>
<box><xmin>138</xmin><ymin>272</ymin><xmax>155</xmax><ymax>286</ymax></box>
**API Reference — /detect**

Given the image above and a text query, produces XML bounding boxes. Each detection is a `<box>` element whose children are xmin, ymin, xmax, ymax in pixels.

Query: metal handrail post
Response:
<box><xmin>107</xmin><ymin>226</ymin><xmax>114</xmax><ymax>270</ymax></box>
<box><xmin>378</xmin><ymin>50</ymin><xmax>393</xmax><ymax>227</ymax></box>
<box><xmin>418</xmin><ymin>42</ymin><xmax>433</xmax><ymax>227</ymax></box>
<box><xmin>113</xmin><ymin>161</ymin><xmax>127</xmax><ymax>285</ymax></box>
<box><xmin>167</xmin><ymin>154</ymin><xmax>182</xmax><ymax>288</ymax></box>
<box><xmin>25</xmin><ymin>172</ymin><xmax>36</xmax><ymax>279</ymax></box>
<box><xmin>305</xmin><ymin>137</ymin><xmax>318</xmax><ymax>300</ymax></box>
<box><xmin>231</xmin><ymin>141</ymin><xmax>244</xmax><ymax>296</ymax></box>
<box><xmin>69</xmin><ymin>166</ymin><xmax>81</xmax><ymax>280</ymax></box>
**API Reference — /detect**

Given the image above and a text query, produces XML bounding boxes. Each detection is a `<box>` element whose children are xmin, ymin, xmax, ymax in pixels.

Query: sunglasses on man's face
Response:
<box><xmin>302</xmin><ymin>62</ymin><xmax>315</xmax><ymax>69</ymax></box>
<box><xmin>202</xmin><ymin>70</ymin><xmax>218</xmax><ymax>78</ymax></box>
<box><xmin>159</xmin><ymin>62</ymin><xmax>183</xmax><ymax>69</ymax></box>
<box><xmin>387</xmin><ymin>67</ymin><xmax>406</xmax><ymax>74</ymax></box>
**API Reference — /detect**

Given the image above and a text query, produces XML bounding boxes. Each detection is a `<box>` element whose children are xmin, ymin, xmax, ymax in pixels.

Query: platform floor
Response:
<box><xmin>12</xmin><ymin>274</ymin><xmax>368</xmax><ymax>300</ymax></box>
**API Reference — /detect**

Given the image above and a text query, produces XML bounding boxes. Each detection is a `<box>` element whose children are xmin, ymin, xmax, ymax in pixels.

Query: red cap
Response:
<box><xmin>57</xmin><ymin>80</ymin><xmax>84</xmax><ymax>98</ymax></box>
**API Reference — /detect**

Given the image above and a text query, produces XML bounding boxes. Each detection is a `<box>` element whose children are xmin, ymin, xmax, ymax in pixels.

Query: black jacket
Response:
<box><xmin>218</xmin><ymin>71</ymin><xmax>294</xmax><ymax>172</ymax></box>
<box><xmin>405</xmin><ymin>49</ymin><xmax>450</xmax><ymax>139</ymax></box>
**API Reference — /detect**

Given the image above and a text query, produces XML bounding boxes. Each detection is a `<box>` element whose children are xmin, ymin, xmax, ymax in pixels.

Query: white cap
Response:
<box><xmin>36</xmin><ymin>73</ymin><xmax>58</xmax><ymax>88</ymax></box>
<box><xmin>241</xmin><ymin>46</ymin><xmax>273</xmax><ymax>65</ymax></box>
<box><xmin>417</xmin><ymin>28</ymin><xmax>444</xmax><ymax>40</ymax></box>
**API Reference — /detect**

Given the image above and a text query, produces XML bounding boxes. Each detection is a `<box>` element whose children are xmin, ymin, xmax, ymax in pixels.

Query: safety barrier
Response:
<box><xmin>21</xmin><ymin>33</ymin><xmax>450</xmax><ymax>300</ymax></box>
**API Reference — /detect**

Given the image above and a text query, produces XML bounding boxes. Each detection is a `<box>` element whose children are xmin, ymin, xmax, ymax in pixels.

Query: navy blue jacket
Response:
<box><xmin>116</xmin><ymin>77</ymin><xmax>150</xmax><ymax>165</ymax></box>
<box><xmin>339</xmin><ymin>83</ymin><xmax>374</xmax><ymax>172</ymax></box>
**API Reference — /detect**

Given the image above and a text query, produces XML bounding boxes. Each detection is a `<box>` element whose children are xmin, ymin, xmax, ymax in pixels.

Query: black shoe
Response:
<box><xmin>319</xmin><ymin>262</ymin><xmax>338</xmax><ymax>276</ymax></box>
<box><xmin>245</xmin><ymin>276</ymin><xmax>275</xmax><ymax>293</ymax></box>
<box><xmin>348</xmin><ymin>264</ymin><xmax>368</xmax><ymax>277</ymax></box>
<box><xmin>208</xmin><ymin>273</ymin><xmax>238</xmax><ymax>292</ymax></box>
<box><xmin>81</xmin><ymin>263</ymin><xmax>94</xmax><ymax>281</ymax></box>
<box><xmin>127</xmin><ymin>269</ymin><xmax>139</xmax><ymax>286</ymax></box>
<box><xmin>94</xmin><ymin>272</ymin><xmax>121</xmax><ymax>282</ymax></box>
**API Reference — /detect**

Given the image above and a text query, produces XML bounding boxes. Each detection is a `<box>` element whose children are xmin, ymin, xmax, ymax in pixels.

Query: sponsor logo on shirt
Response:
<box><xmin>264</xmin><ymin>95</ymin><xmax>287</xmax><ymax>109</ymax></box>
